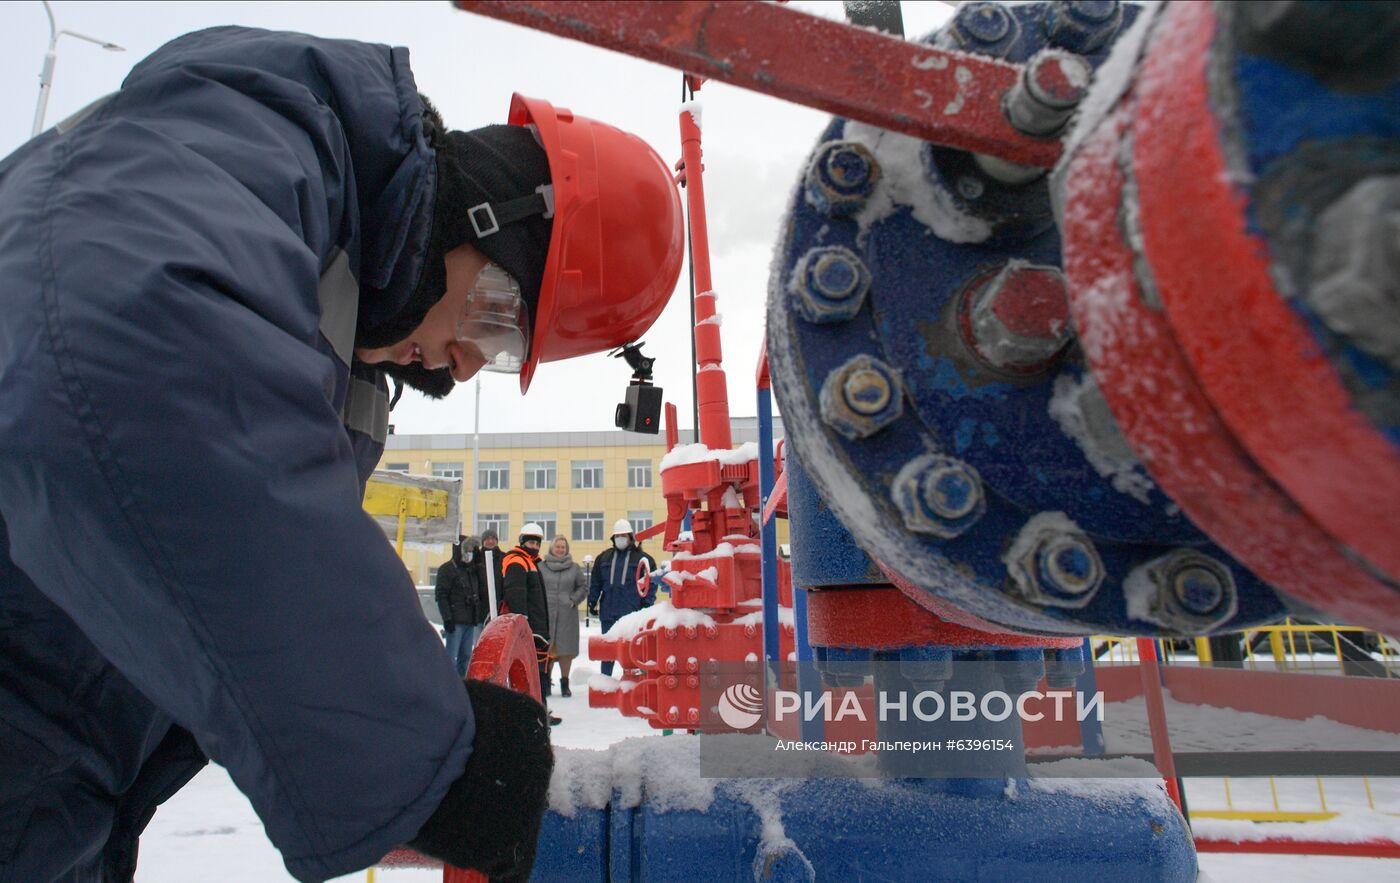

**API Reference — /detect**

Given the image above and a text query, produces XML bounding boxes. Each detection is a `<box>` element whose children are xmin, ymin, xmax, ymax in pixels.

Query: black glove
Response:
<box><xmin>443</xmin><ymin>622</ymin><xmax>456</xmax><ymax>635</ymax></box>
<box><xmin>587</xmin><ymin>605</ymin><xmax>598</xmax><ymax>618</ymax></box>
<box><xmin>407</xmin><ymin>679</ymin><xmax>554</xmax><ymax>881</ymax></box>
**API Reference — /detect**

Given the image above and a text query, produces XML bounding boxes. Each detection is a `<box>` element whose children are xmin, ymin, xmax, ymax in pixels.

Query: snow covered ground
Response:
<box><xmin>135</xmin><ymin>617</ymin><xmax>1400</xmax><ymax>881</ymax></box>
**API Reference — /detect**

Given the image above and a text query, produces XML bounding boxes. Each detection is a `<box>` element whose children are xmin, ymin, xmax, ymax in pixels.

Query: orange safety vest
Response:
<box><xmin>499</xmin><ymin>548</ymin><xmax>538</xmax><ymax>615</ymax></box>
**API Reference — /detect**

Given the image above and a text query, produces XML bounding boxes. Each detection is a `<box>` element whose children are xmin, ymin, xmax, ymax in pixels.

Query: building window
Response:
<box><xmin>572</xmin><ymin>512</ymin><xmax>604</xmax><ymax>542</ymax></box>
<box><xmin>384</xmin><ymin>462</ymin><xmax>410</xmax><ymax>473</ymax></box>
<box><xmin>432</xmin><ymin>461</ymin><xmax>464</xmax><ymax>479</ymax></box>
<box><xmin>525</xmin><ymin>460</ymin><xmax>556</xmax><ymax>490</ymax></box>
<box><xmin>428</xmin><ymin>566</ymin><xmax>440</xmax><ymax>585</ymax></box>
<box><xmin>478</xmin><ymin>513</ymin><xmax>509</xmax><ymax>538</ymax></box>
<box><xmin>627</xmin><ymin>459</ymin><xmax>653</xmax><ymax>489</ymax></box>
<box><xmin>524</xmin><ymin>512</ymin><xmax>557</xmax><ymax>541</ymax></box>
<box><xmin>572</xmin><ymin>460</ymin><xmax>604</xmax><ymax>489</ymax></box>
<box><xmin>478</xmin><ymin>461</ymin><xmax>510</xmax><ymax>490</ymax></box>
<box><xmin>628</xmin><ymin>511</ymin><xmax>654</xmax><ymax>534</ymax></box>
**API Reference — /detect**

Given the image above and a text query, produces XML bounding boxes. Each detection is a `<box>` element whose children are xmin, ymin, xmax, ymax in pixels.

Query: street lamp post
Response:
<box><xmin>32</xmin><ymin>0</ymin><xmax>125</xmax><ymax>137</ymax></box>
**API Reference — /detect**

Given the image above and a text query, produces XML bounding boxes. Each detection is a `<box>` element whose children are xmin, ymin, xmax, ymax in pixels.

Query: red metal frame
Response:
<box><xmin>1134</xmin><ymin>1</ymin><xmax>1400</xmax><ymax>581</ymax></box>
<box><xmin>1194</xmin><ymin>839</ymin><xmax>1400</xmax><ymax>859</ymax></box>
<box><xmin>1057</xmin><ymin>3</ymin><xmax>1400</xmax><ymax>635</ymax></box>
<box><xmin>455</xmin><ymin>0</ymin><xmax>1061</xmax><ymax>168</ymax></box>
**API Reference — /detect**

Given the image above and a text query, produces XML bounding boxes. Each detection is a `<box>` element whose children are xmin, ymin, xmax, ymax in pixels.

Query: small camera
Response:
<box><xmin>611</xmin><ymin>342</ymin><xmax>663</xmax><ymax>435</ymax></box>
<box><xmin>616</xmin><ymin>383</ymin><xmax>663</xmax><ymax>433</ymax></box>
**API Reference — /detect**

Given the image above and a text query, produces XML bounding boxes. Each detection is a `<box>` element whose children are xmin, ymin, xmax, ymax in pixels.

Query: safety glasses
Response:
<box><xmin>456</xmin><ymin>261</ymin><xmax>530</xmax><ymax>373</ymax></box>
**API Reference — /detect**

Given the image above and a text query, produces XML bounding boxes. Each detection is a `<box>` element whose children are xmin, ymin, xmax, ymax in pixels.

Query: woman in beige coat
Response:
<box><xmin>539</xmin><ymin>536</ymin><xmax>589</xmax><ymax>696</ymax></box>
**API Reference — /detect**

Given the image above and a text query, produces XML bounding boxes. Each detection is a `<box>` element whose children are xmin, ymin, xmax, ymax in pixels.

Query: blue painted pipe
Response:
<box><xmin>532</xmin><ymin>765</ymin><xmax>1197</xmax><ymax>882</ymax></box>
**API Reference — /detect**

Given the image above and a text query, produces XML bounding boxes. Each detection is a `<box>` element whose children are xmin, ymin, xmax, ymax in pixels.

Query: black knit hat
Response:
<box><xmin>361</xmin><ymin>101</ymin><xmax>554</xmax><ymax>394</ymax></box>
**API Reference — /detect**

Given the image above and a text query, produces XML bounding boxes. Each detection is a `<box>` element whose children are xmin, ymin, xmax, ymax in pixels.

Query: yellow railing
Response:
<box><xmin>1092</xmin><ymin>621</ymin><xmax>1400</xmax><ymax>678</ymax></box>
<box><xmin>1091</xmin><ymin>622</ymin><xmax>1400</xmax><ymax>825</ymax></box>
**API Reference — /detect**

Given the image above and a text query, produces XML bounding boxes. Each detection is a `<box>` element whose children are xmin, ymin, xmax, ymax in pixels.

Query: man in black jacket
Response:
<box><xmin>435</xmin><ymin>536</ymin><xmax>485</xmax><ymax>677</ymax></box>
<box><xmin>476</xmin><ymin>528</ymin><xmax>506</xmax><ymax>624</ymax></box>
<box><xmin>502</xmin><ymin>524</ymin><xmax>559</xmax><ymax>723</ymax></box>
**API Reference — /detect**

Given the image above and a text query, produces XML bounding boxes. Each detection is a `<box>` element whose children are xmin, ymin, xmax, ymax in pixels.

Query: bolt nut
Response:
<box><xmin>820</xmin><ymin>354</ymin><xmax>903</xmax><ymax>439</ymax></box>
<box><xmin>994</xmin><ymin>648</ymin><xmax>1047</xmax><ymax>696</ymax></box>
<box><xmin>1006</xmin><ymin>518</ymin><xmax>1105</xmax><ymax>609</ymax></box>
<box><xmin>1006</xmin><ymin>49</ymin><xmax>1092</xmax><ymax>136</ymax></box>
<box><xmin>1127</xmin><ymin>549</ymin><xmax>1238</xmax><ymax>633</ymax></box>
<box><xmin>1046</xmin><ymin>1</ymin><xmax>1123</xmax><ymax>54</ymax></box>
<box><xmin>892</xmin><ymin>453</ymin><xmax>986</xmax><ymax>539</ymax></box>
<box><xmin>791</xmin><ymin>246</ymin><xmax>872</xmax><ymax>324</ymax></box>
<box><xmin>898</xmin><ymin>645</ymin><xmax>954</xmax><ymax>688</ymax></box>
<box><xmin>1044</xmin><ymin>646</ymin><xmax>1085</xmax><ymax>689</ymax></box>
<box><xmin>954</xmin><ymin>1</ymin><xmax>1017</xmax><ymax>51</ymax></box>
<box><xmin>805</xmin><ymin>141</ymin><xmax>881</xmax><ymax>217</ymax></box>
<box><xmin>964</xmin><ymin>262</ymin><xmax>1073</xmax><ymax>372</ymax></box>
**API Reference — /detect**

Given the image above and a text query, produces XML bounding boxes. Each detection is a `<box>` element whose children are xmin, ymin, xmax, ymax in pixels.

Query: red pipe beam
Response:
<box><xmin>454</xmin><ymin>0</ymin><xmax>1062</xmax><ymax>168</ymax></box>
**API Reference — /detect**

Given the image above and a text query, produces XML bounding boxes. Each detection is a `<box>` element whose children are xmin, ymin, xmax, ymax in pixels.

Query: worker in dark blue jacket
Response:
<box><xmin>0</xmin><ymin>25</ymin><xmax>682</xmax><ymax>883</ymax></box>
<box><xmin>588</xmin><ymin>519</ymin><xmax>659</xmax><ymax>676</ymax></box>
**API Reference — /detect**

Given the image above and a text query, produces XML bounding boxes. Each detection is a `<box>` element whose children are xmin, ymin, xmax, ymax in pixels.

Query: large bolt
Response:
<box><xmin>1006</xmin><ymin>49</ymin><xmax>1092</xmax><ymax>137</ymax></box>
<box><xmin>791</xmin><ymin>246</ymin><xmax>872</xmax><ymax>324</ymax></box>
<box><xmin>1126</xmin><ymin>549</ymin><xmax>1238</xmax><ymax>633</ymax></box>
<box><xmin>953</xmin><ymin>2</ymin><xmax>1017</xmax><ymax>52</ymax></box>
<box><xmin>994</xmin><ymin>648</ymin><xmax>1046</xmax><ymax>696</ymax></box>
<box><xmin>1005</xmin><ymin>514</ymin><xmax>1105</xmax><ymax>609</ymax></box>
<box><xmin>814</xmin><ymin>645</ymin><xmax>870</xmax><ymax>688</ymax></box>
<box><xmin>1308</xmin><ymin>175</ymin><xmax>1400</xmax><ymax>372</ymax></box>
<box><xmin>820</xmin><ymin>354</ymin><xmax>903</xmax><ymax>439</ymax></box>
<box><xmin>898</xmin><ymin>645</ymin><xmax>954</xmax><ymax>689</ymax></box>
<box><xmin>963</xmin><ymin>262</ymin><xmax>1073</xmax><ymax>372</ymax></box>
<box><xmin>1044</xmin><ymin>646</ymin><xmax>1085</xmax><ymax>689</ymax></box>
<box><xmin>892</xmin><ymin>453</ymin><xmax>986</xmax><ymax>539</ymax></box>
<box><xmin>805</xmin><ymin>140</ymin><xmax>881</xmax><ymax>217</ymax></box>
<box><xmin>1046</xmin><ymin>1</ymin><xmax>1123</xmax><ymax>54</ymax></box>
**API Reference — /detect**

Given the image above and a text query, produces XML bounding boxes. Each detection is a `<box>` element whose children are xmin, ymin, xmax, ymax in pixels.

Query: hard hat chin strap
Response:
<box><xmin>467</xmin><ymin>184</ymin><xmax>555</xmax><ymax>239</ymax></box>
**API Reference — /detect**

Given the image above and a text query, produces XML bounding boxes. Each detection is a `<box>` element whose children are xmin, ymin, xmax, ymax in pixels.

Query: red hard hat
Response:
<box><xmin>508</xmin><ymin>94</ymin><xmax>685</xmax><ymax>393</ymax></box>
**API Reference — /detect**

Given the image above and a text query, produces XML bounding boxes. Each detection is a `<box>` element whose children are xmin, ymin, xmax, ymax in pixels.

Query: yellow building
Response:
<box><xmin>378</xmin><ymin>417</ymin><xmax>786</xmax><ymax>584</ymax></box>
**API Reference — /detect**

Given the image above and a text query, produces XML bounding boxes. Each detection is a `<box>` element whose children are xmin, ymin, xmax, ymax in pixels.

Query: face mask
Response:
<box><xmin>614</xmin><ymin>536</ymin><xmax>629</xmax><ymax>551</ymax></box>
<box><xmin>462</xmin><ymin>551</ymin><xmax>474</xmax><ymax>564</ymax></box>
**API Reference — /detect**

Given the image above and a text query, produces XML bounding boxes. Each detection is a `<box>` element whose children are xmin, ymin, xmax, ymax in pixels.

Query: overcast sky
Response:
<box><xmin>0</xmin><ymin>1</ymin><xmax>954</xmax><ymax>435</ymax></box>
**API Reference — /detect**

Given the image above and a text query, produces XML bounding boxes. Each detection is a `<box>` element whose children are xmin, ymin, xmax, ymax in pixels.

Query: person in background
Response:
<box><xmin>501</xmin><ymin>523</ymin><xmax>558</xmax><ymax>724</ymax></box>
<box><xmin>538</xmin><ymin>535</ymin><xmax>588</xmax><ymax>697</ymax></box>
<box><xmin>435</xmin><ymin>535</ymin><xmax>484</xmax><ymax>677</ymax></box>
<box><xmin>587</xmin><ymin>519</ymin><xmax>658</xmax><ymax>677</ymax></box>
<box><xmin>477</xmin><ymin>528</ymin><xmax>505</xmax><ymax>624</ymax></box>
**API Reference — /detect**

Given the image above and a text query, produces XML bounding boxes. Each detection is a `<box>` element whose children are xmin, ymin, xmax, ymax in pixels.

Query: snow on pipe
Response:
<box><xmin>529</xmin><ymin>736</ymin><xmax>1196</xmax><ymax>882</ymax></box>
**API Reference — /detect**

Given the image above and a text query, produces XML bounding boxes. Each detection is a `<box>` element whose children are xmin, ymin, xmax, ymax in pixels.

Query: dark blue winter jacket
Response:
<box><xmin>0</xmin><ymin>28</ymin><xmax>473</xmax><ymax>882</ymax></box>
<box><xmin>588</xmin><ymin>546</ymin><xmax>658</xmax><ymax>622</ymax></box>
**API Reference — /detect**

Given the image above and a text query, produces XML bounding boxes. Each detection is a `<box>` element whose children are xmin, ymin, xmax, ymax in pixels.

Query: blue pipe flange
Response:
<box><xmin>766</xmin><ymin>0</ymin><xmax>1289</xmax><ymax>635</ymax></box>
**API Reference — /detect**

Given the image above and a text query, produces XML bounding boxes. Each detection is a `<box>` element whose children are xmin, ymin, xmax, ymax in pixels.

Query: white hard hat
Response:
<box><xmin>519</xmin><ymin>522</ymin><xmax>545</xmax><ymax>540</ymax></box>
<box><xmin>612</xmin><ymin>518</ymin><xmax>634</xmax><ymax>536</ymax></box>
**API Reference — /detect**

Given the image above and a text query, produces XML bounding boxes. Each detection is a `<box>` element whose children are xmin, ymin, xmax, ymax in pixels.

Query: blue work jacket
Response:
<box><xmin>0</xmin><ymin>27</ymin><xmax>473</xmax><ymax>882</ymax></box>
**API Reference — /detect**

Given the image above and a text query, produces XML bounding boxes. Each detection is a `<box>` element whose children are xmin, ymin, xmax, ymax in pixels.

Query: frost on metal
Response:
<box><xmin>1052</xmin><ymin>0</ymin><xmax>1164</xmax><ymax>226</ymax></box>
<box><xmin>841</xmin><ymin>119</ymin><xmax>992</xmax><ymax>244</ymax></box>
<box><xmin>1123</xmin><ymin>559</ymin><xmax>1160</xmax><ymax>625</ymax></box>
<box><xmin>697</xmin><ymin>312</ymin><xmax>723</xmax><ymax>327</ymax></box>
<box><xmin>1001</xmin><ymin>511</ymin><xmax>1085</xmax><ymax>589</ymax></box>
<box><xmin>1048</xmin><ymin>372</ymin><xmax>1156</xmax><ymax>504</ymax></box>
